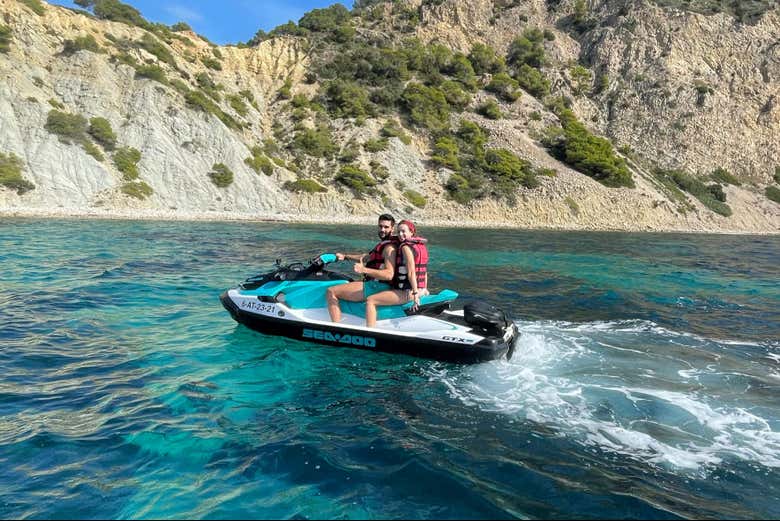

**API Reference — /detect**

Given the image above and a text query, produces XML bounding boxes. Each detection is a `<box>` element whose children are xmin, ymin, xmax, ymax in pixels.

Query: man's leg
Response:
<box><xmin>326</xmin><ymin>281</ymin><xmax>365</xmax><ymax>322</ymax></box>
<box><xmin>365</xmin><ymin>290</ymin><xmax>406</xmax><ymax>327</ymax></box>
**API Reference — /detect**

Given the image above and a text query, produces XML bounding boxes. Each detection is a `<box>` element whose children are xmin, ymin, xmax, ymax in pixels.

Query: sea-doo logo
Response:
<box><xmin>302</xmin><ymin>328</ymin><xmax>376</xmax><ymax>347</ymax></box>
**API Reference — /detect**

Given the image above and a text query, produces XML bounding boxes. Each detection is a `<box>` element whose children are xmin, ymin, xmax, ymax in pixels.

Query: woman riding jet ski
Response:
<box><xmin>220</xmin><ymin>254</ymin><xmax>518</xmax><ymax>364</ymax></box>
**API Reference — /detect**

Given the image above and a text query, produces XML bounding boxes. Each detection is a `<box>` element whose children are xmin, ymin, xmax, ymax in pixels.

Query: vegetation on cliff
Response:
<box><xmin>0</xmin><ymin>152</ymin><xmax>35</xmax><ymax>195</ymax></box>
<box><xmin>0</xmin><ymin>25</ymin><xmax>10</xmax><ymax>54</ymax></box>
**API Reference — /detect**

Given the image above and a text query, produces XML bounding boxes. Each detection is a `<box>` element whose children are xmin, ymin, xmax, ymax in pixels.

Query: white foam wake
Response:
<box><xmin>429</xmin><ymin>320</ymin><xmax>780</xmax><ymax>473</ymax></box>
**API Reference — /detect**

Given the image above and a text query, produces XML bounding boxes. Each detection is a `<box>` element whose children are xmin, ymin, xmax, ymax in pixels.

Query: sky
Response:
<box><xmin>49</xmin><ymin>0</ymin><xmax>352</xmax><ymax>45</ymax></box>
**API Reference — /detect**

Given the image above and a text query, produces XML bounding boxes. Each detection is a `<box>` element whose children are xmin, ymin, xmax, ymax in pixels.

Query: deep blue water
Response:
<box><xmin>0</xmin><ymin>218</ymin><xmax>778</xmax><ymax>519</ymax></box>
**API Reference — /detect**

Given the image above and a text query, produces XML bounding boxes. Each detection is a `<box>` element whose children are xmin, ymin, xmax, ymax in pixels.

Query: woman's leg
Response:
<box><xmin>365</xmin><ymin>290</ymin><xmax>407</xmax><ymax>327</ymax></box>
<box><xmin>326</xmin><ymin>281</ymin><xmax>365</xmax><ymax>322</ymax></box>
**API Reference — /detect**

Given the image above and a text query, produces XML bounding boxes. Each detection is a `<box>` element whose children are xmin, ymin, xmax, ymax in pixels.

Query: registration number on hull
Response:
<box><xmin>240</xmin><ymin>300</ymin><xmax>277</xmax><ymax>314</ymax></box>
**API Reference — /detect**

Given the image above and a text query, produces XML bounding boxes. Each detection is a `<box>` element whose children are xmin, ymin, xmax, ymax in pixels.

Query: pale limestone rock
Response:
<box><xmin>0</xmin><ymin>0</ymin><xmax>778</xmax><ymax>233</ymax></box>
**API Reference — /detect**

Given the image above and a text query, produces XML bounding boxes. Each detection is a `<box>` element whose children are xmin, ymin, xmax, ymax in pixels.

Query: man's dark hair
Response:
<box><xmin>378</xmin><ymin>213</ymin><xmax>395</xmax><ymax>225</ymax></box>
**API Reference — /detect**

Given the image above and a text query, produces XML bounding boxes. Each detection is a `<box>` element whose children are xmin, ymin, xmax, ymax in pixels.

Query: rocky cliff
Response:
<box><xmin>1</xmin><ymin>0</ymin><xmax>778</xmax><ymax>233</ymax></box>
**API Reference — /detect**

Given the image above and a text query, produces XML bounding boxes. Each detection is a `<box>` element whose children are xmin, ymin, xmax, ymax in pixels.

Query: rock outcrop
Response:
<box><xmin>0</xmin><ymin>0</ymin><xmax>778</xmax><ymax>233</ymax></box>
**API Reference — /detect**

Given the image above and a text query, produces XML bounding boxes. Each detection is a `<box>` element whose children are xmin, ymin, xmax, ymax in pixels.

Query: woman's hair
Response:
<box><xmin>398</xmin><ymin>219</ymin><xmax>416</xmax><ymax>235</ymax></box>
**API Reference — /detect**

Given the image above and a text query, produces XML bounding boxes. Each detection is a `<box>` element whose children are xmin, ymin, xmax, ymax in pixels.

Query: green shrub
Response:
<box><xmin>185</xmin><ymin>89</ymin><xmax>216</xmax><ymax>112</ymax></box>
<box><xmin>401</xmin><ymin>82</ymin><xmax>451</xmax><ymax>130</ymax></box>
<box><xmin>363</xmin><ymin>138</ymin><xmax>389</xmax><ymax>153</ymax></box>
<box><xmin>113</xmin><ymin>146</ymin><xmax>142</xmax><ymax>180</ymax></box>
<box><xmin>515</xmin><ymin>64</ymin><xmax>550</xmax><ymax>98</ymax></box>
<box><xmin>542</xmin><ymin>108</ymin><xmax>634</xmax><ymax>188</ymax></box>
<box><xmin>169</xmin><ymin>78</ymin><xmax>189</xmax><ymax>95</ymax></box>
<box><xmin>320</xmin><ymin>80</ymin><xmax>375</xmax><ymax>119</ymax></box>
<box><xmin>82</xmin><ymin>141</ymin><xmax>104</xmax><ymax>162</ymax></box>
<box><xmin>201</xmin><ymin>56</ymin><xmax>222</xmax><ymax>70</ymax></box>
<box><xmin>171</xmin><ymin>22</ymin><xmax>192</xmax><ymax>32</ymax></box>
<box><xmin>278</xmin><ymin>78</ymin><xmax>293</xmax><ymax>100</ymax></box>
<box><xmin>208</xmin><ymin>163</ymin><xmax>234</xmax><ymax>188</ymax></box>
<box><xmin>335</xmin><ymin>165</ymin><xmax>376</xmax><ymax>194</ymax></box>
<box><xmin>431</xmin><ymin>136</ymin><xmax>461</xmax><ymax>171</ymax></box>
<box><xmin>484</xmin><ymin>148</ymin><xmax>538</xmax><ymax>195</ymax></box>
<box><xmin>456</xmin><ymin>120</ymin><xmax>487</xmax><ymax>151</ymax></box>
<box><xmin>75</xmin><ymin>0</ymin><xmax>149</xmax><ymax>28</ymax></box>
<box><xmin>227</xmin><ymin>94</ymin><xmax>249</xmax><ymax>117</ymax></box>
<box><xmin>708</xmin><ymin>167</ymin><xmax>741</xmax><ymax>186</ymax></box>
<box><xmin>439</xmin><ymin>80</ymin><xmax>472</xmax><ymax>111</ymax></box>
<box><xmin>138</xmin><ymin>33</ymin><xmax>176</xmax><ymax>67</ymax></box>
<box><xmin>19</xmin><ymin>0</ymin><xmax>45</xmax><ymax>15</ymax></box>
<box><xmin>195</xmin><ymin>72</ymin><xmax>221</xmax><ymax>100</ymax></box>
<box><xmin>774</xmin><ymin>166</ymin><xmax>780</xmax><ymax>184</ymax></box>
<box><xmin>766</xmin><ymin>185</ymin><xmax>780</xmax><ymax>204</ymax></box>
<box><xmin>507</xmin><ymin>28</ymin><xmax>546</xmax><ymax>69</ymax></box>
<box><xmin>404</xmin><ymin>189</ymin><xmax>427</xmax><ymax>208</ymax></box>
<box><xmin>478</xmin><ymin>100</ymin><xmax>503</xmax><ymax>119</ymax></box>
<box><xmin>569</xmin><ymin>64</ymin><xmax>592</xmax><ymax>96</ymax></box>
<box><xmin>184</xmin><ymin>90</ymin><xmax>241</xmax><ymax>130</ymax></box>
<box><xmin>88</xmin><ymin>117</ymin><xmax>117</xmax><ymax>150</ymax></box>
<box><xmin>370</xmin><ymin>160</ymin><xmax>390</xmax><ymax>180</ymax></box>
<box><xmin>291</xmin><ymin>125</ymin><xmax>336</xmax><ymax>158</ymax></box>
<box><xmin>134</xmin><ymin>64</ymin><xmax>167</xmax><ymax>84</ymax></box>
<box><xmin>708</xmin><ymin>183</ymin><xmax>726</xmax><ymax>202</ymax></box>
<box><xmin>338</xmin><ymin>141</ymin><xmax>360</xmax><ymax>163</ymax></box>
<box><xmin>468</xmin><ymin>43</ymin><xmax>505</xmax><ymax>75</ymax></box>
<box><xmin>112</xmin><ymin>52</ymin><xmax>138</xmax><ymax>68</ymax></box>
<box><xmin>656</xmin><ymin>168</ymin><xmax>732</xmax><ymax>216</ymax></box>
<box><xmin>299</xmin><ymin>4</ymin><xmax>350</xmax><ymax>33</ymax></box>
<box><xmin>283</xmin><ymin>179</ymin><xmax>327</xmax><ymax>193</ymax></box>
<box><xmin>445</xmin><ymin>171</ymin><xmax>484</xmax><ymax>204</ymax></box>
<box><xmin>564</xmin><ymin>196</ymin><xmax>580</xmax><ymax>215</ymax></box>
<box><xmin>182</xmin><ymin>49</ymin><xmax>196</xmax><ymax>63</ymax></box>
<box><xmin>486</xmin><ymin>72</ymin><xmax>521</xmax><ymax>101</ymax></box>
<box><xmin>594</xmin><ymin>72</ymin><xmax>609</xmax><ymax>94</ymax></box>
<box><xmin>485</xmin><ymin>148</ymin><xmax>530</xmax><ymax>183</ymax></box>
<box><xmin>290</xmin><ymin>94</ymin><xmax>309</xmax><ymax>109</ymax></box>
<box><xmin>0</xmin><ymin>152</ymin><xmax>35</xmax><ymax>194</ymax></box>
<box><xmin>0</xmin><ymin>25</ymin><xmax>11</xmax><ymax>54</ymax></box>
<box><xmin>380</xmin><ymin>119</ymin><xmax>411</xmax><ymax>144</ymax></box>
<box><xmin>445</xmin><ymin>52</ymin><xmax>478</xmax><ymax>90</ymax></box>
<box><xmin>45</xmin><ymin>110</ymin><xmax>88</xmax><ymax>144</ymax></box>
<box><xmin>263</xmin><ymin>139</ymin><xmax>280</xmax><ymax>156</ymax></box>
<box><xmin>62</xmin><ymin>34</ymin><xmax>103</xmax><ymax>55</ymax></box>
<box><xmin>121</xmin><ymin>180</ymin><xmax>153</xmax><ymax>199</ymax></box>
<box><xmin>245</xmin><ymin>146</ymin><xmax>274</xmax><ymax>175</ymax></box>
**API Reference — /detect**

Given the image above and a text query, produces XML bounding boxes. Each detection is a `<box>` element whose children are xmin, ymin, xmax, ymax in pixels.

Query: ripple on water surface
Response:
<box><xmin>0</xmin><ymin>219</ymin><xmax>778</xmax><ymax>519</ymax></box>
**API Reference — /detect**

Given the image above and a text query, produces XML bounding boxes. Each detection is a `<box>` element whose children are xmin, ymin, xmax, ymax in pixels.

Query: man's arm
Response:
<box><xmin>355</xmin><ymin>245</ymin><xmax>395</xmax><ymax>281</ymax></box>
<box><xmin>336</xmin><ymin>252</ymin><xmax>368</xmax><ymax>263</ymax></box>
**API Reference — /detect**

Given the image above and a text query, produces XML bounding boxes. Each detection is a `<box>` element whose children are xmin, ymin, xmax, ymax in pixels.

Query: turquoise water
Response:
<box><xmin>1</xmin><ymin>218</ymin><xmax>778</xmax><ymax>519</ymax></box>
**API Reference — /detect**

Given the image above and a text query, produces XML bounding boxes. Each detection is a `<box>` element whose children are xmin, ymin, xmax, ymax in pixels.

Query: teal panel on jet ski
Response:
<box><xmin>339</xmin><ymin>289</ymin><xmax>459</xmax><ymax>320</ymax></box>
<box><xmin>238</xmin><ymin>281</ymin><xmax>287</xmax><ymax>297</ymax></box>
<box><xmin>238</xmin><ymin>280</ymin><xmax>346</xmax><ymax>301</ymax></box>
<box><xmin>283</xmin><ymin>281</ymin><xmax>347</xmax><ymax>308</ymax></box>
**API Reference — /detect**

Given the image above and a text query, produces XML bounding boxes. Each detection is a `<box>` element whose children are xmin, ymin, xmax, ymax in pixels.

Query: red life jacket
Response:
<box><xmin>393</xmin><ymin>237</ymin><xmax>428</xmax><ymax>291</ymax></box>
<box><xmin>364</xmin><ymin>238</ymin><xmax>397</xmax><ymax>280</ymax></box>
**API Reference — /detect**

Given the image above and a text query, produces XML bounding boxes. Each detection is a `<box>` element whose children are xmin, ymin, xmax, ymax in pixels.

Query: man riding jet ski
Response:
<box><xmin>220</xmin><ymin>254</ymin><xmax>519</xmax><ymax>364</ymax></box>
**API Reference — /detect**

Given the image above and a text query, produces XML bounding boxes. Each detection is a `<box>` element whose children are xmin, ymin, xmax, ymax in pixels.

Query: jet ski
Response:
<box><xmin>220</xmin><ymin>254</ymin><xmax>518</xmax><ymax>364</ymax></box>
